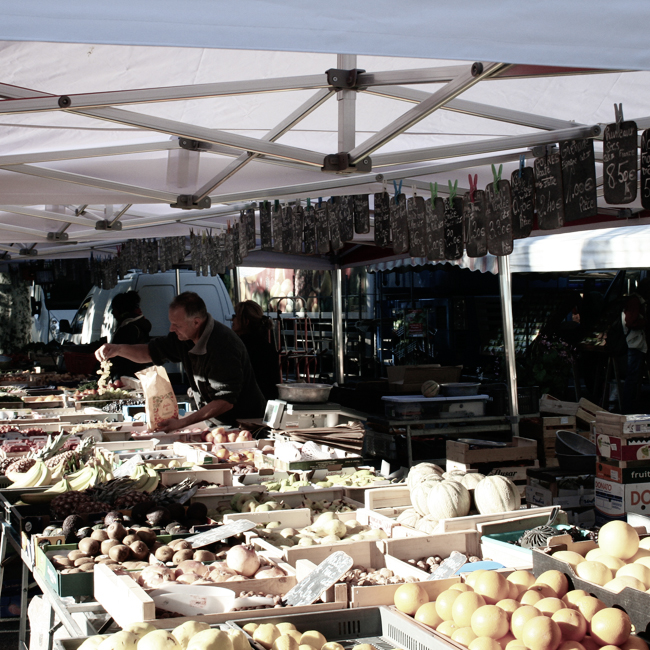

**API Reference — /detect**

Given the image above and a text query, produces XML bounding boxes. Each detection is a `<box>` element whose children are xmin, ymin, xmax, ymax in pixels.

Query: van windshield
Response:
<box><xmin>71</xmin><ymin>298</ymin><xmax>92</xmax><ymax>335</ymax></box>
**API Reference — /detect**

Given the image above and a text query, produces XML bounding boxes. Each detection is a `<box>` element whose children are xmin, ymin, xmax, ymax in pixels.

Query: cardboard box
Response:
<box><xmin>386</xmin><ymin>364</ymin><xmax>462</xmax><ymax>393</ymax></box>
<box><xmin>592</xmin><ymin>477</ymin><xmax>650</xmax><ymax>518</ymax></box>
<box><xmin>526</xmin><ymin>484</ymin><xmax>594</xmax><ymax>509</ymax></box>
<box><xmin>446</xmin><ymin>437</ymin><xmax>537</xmax><ymax>465</ymax></box>
<box><xmin>596</xmin><ymin>411</ymin><xmax>650</xmax><ymax>434</ymax></box>
<box><xmin>596</xmin><ymin>458</ymin><xmax>650</xmax><ymax>484</ymax></box>
<box><xmin>596</xmin><ymin>430</ymin><xmax>650</xmax><ymax>461</ymax></box>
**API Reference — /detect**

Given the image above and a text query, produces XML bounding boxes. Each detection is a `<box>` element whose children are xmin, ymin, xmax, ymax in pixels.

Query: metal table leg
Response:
<box><xmin>19</xmin><ymin>557</ymin><xmax>29</xmax><ymax>649</ymax></box>
<box><xmin>46</xmin><ymin>604</ymin><xmax>56</xmax><ymax>650</ymax></box>
<box><xmin>0</xmin><ymin>522</ymin><xmax>7</xmax><ymax>603</ymax></box>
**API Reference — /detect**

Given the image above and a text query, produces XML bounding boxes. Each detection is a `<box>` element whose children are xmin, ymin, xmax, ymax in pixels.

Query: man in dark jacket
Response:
<box><xmin>95</xmin><ymin>292</ymin><xmax>266</xmax><ymax>430</ymax></box>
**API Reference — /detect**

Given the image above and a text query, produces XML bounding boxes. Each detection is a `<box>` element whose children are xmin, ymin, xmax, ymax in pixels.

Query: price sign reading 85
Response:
<box><xmin>603</xmin><ymin>121</ymin><xmax>638</xmax><ymax>205</ymax></box>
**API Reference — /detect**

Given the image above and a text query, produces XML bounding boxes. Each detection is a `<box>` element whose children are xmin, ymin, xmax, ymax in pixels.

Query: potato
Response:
<box><xmin>154</xmin><ymin>546</ymin><xmax>175</xmax><ymax>563</ymax></box>
<box><xmin>193</xmin><ymin>550</ymin><xmax>215</xmax><ymax>562</ymax></box>
<box><xmin>101</xmin><ymin>539</ymin><xmax>121</xmax><ymax>556</ymax></box>
<box><xmin>67</xmin><ymin>550</ymin><xmax>89</xmax><ymax>562</ymax></box>
<box><xmin>78</xmin><ymin>563</ymin><xmax>95</xmax><ymax>572</ymax></box>
<box><xmin>172</xmin><ymin>549</ymin><xmax>194</xmax><ymax>565</ymax></box>
<box><xmin>108</xmin><ymin>545</ymin><xmax>131</xmax><ymax>563</ymax></box>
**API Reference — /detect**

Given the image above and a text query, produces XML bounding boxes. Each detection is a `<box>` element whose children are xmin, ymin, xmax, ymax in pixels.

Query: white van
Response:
<box><xmin>60</xmin><ymin>270</ymin><xmax>233</xmax><ymax>344</ymax></box>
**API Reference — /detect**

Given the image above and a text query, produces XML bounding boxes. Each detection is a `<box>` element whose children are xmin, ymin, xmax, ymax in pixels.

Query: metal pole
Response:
<box><xmin>333</xmin><ymin>266</ymin><xmax>344</xmax><ymax>385</ymax></box>
<box><xmin>337</xmin><ymin>54</ymin><xmax>357</xmax><ymax>153</ymax></box>
<box><xmin>498</xmin><ymin>255</ymin><xmax>519</xmax><ymax>433</ymax></box>
<box><xmin>232</xmin><ymin>267</ymin><xmax>241</xmax><ymax>306</ymax></box>
<box><xmin>175</xmin><ymin>268</ymin><xmax>181</xmax><ymax>296</ymax></box>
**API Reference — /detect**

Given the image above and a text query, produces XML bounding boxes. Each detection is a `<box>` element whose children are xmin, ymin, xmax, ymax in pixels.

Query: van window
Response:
<box><xmin>71</xmin><ymin>298</ymin><xmax>92</xmax><ymax>335</ymax></box>
<box><xmin>137</xmin><ymin>285</ymin><xmax>175</xmax><ymax>337</ymax></box>
<box><xmin>184</xmin><ymin>283</ymin><xmax>232</xmax><ymax>325</ymax></box>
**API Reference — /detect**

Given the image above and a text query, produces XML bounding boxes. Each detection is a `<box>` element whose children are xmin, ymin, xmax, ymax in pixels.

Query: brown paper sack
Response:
<box><xmin>136</xmin><ymin>365</ymin><xmax>179</xmax><ymax>430</ymax></box>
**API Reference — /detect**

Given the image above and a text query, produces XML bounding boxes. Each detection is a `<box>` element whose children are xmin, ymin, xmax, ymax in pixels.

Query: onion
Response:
<box><xmin>225</xmin><ymin>545</ymin><xmax>260</xmax><ymax>577</ymax></box>
<box><xmin>176</xmin><ymin>572</ymin><xmax>200</xmax><ymax>584</ymax></box>
<box><xmin>208</xmin><ymin>570</ymin><xmax>232</xmax><ymax>583</ymax></box>
<box><xmin>226</xmin><ymin>575</ymin><xmax>248</xmax><ymax>581</ymax></box>
<box><xmin>209</xmin><ymin>561</ymin><xmax>238</xmax><ymax>575</ymax></box>
<box><xmin>176</xmin><ymin>560</ymin><xmax>209</xmax><ymax>577</ymax></box>
<box><xmin>138</xmin><ymin>566</ymin><xmax>175</xmax><ymax>589</ymax></box>
<box><xmin>254</xmin><ymin>567</ymin><xmax>286</xmax><ymax>579</ymax></box>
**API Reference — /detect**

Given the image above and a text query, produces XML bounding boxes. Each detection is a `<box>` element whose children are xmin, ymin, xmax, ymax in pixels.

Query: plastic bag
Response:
<box><xmin>136</xmin><ymin>365</ymin><xmax>179</xmax><ymax>430</ymax></box>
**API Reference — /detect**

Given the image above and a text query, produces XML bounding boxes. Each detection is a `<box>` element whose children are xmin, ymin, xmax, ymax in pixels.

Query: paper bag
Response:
<box><xmin>136</xmin><ymin>365</ymin><xmax>178</xmax><ymax>430</ymax></box>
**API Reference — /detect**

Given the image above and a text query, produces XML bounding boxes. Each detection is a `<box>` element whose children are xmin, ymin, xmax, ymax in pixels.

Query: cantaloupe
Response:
<box><xmin>421</xmin><ymin>379</ymin><xmax>440</xmax><ymax>397</ymax></box>
<box><xmin>427</xmin><ymin>480</ymin><xmax>471</xmax><ymax>520</ymax></box>
<box><xmin>474</xmin><ymin>475</ymin><xmax>521</xmax><ymax>514</ymax></box>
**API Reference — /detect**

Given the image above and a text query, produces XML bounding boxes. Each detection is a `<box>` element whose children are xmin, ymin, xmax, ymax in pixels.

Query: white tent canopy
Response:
<box><xmin>4</xmin><ymin>1</ymin><xmax>650</xmax><ymax>72</ymax></box>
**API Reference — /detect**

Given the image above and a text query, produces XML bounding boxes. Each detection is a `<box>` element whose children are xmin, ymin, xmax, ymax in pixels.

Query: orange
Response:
<box><xmin>635</xmin><ymin>556</ymin><xmax>650</xmax><ymax>570</ymax></box>
<box><xmin>450</xmin><ymin>583</ymin><xmax>474</xmax><ymax>593</ymax></box>
<box><xmin>495</xmin><ymin>634</ymin><xmax>516</xmax><ymax>650</ymax></box>
<box><xmin>598</xmin><ymin>521</ymin><xmax>639</xmax><ymax>560</ymax></box>
<box><xmin>436</xmin><ymin>589</ymin><xmax>461</xmax><ymax>621</ymax></box>
<box><xmin>590</xmin><ymin>609</ymin><xmax>631</xmax><ymax>646</ymax></box>
<box><xmin>452</xmin><ymin>627</ymin><xmax>479</xmax><ymax>647</ymax></box>
<box><xmin>507</xmin><ymin>582</ymin><xmax>520</xmax><ymax>600</ymax></box>
<box><xmin>471</xmin><ymin>605</ymin><xmax>509</xmax><ymax>639</ymax></box>
<box><xmin>394</xmin><ymin>583</ymin><xmax>429</xmax><ymax>616</ymax></box>
<box><xmin>519</xmin><ymin>590</ymin><xmax>543</xmax><ymax>606</ymax></box>
<box><xmin>629</xmin><ymin>547</ymin><xmax>650</xmax><ymax>563</ymax></box>
<box><xmin>581</xmin><ymin>637</ymin><xmax>600</xmax><ymax>650</ymax></box>
<box><xmin>452</xmin><ymin>592</ymin><xmax>488</xmax><ymax>628</ymax></box>
<box><xmin>585</xmin><ymin>548</ymin><xmax>605</xmax><ymax>561</ymax></box>
<box><xmin>599</xmin><ymin>646</ymin><xmax>622</xmax><ymax>650</ymax></box>
<box><xmin>604</xmin><ymin>576</ymin><xmax>645</xmax><ymax>593</ymax></box>
<box><xmin>562</xmin><ymin>590</ymin><xmax>590</xmax><ymax>610</ymax></box>
<box><xmin>575</xmin><ymin>561</ymin><xmax>612</xmax><ymax>586</ymax></box>
<box><xmin>558</xmin><ymin>643</ymin><xmax>586</xmax><ymax>650</ymax></box>
<box><xmin>507</xmin><ymin>570</ymin><xmax>536</xmax><ymax>595</ymax></box>
<box><xmin>527</xmin><ymin>584</ymin><xmax>558</xmax><ymax>599</ymax></box>
<box><xmin>621</xmin><ymin>637</ymin><xmax>650</xmax><ymax>650</ymax></box>
<box><xmin>574</xmin><ymin>596</ymin><xmax>606</xmax><ymax>624</ymax></box>
<box><xmin>617</xmin><ymin>563</ymin><xmax>650</xmax><ymax>588</ymax></box>
<box><xmin>469</xmin><ymin>637</ymin><xmax>502</xmax><ymax>650</ymax></box>
<box><xmin>505</xmin><ymin>642</ymin><xmax>527</xmax><ymax>650</ymax></box>
<box><xmin>595</xmin><ymin>555</ymin><xmax>626</xmax><ymax>572</ymax></box>
<box><xmin>511</xmin><ymin>606</ymin><xmax>541</xmax><ymax>640</ymax></box>
<box><xmin>414</xmin><ymin>602</ymin><xmax>443</xmax><ymax>629</ymax></box>
<box><xmin>535</xmin><ymin>571</ymin><xmax>569</xmax><ymax>598</ymax></box>
<box><xmin>521</xmin><ymin>616</ymin><xmax>562</xmax><ymax>650</ymax></box>
<box><xmin>551</xmin><ymin>608</ymin><xmax>587</xmax><ymax>641</ymax></box>
<box><xmin>466</xmin><ymin>571</ymin><xmax>488</xmax><ymax>589</ymax></box>
<box><xmin>438</xmin><ymin>620</ymin><xmax>460</xmax><ymax>637</ymax></box>
<box><xmin>552</xmin><ymin>551</ymin><xmax>586</xmax><ymax>569</ymax></box>
<box><xmin>495</xmin><ymin>599</ymin><xmax>520</xmax><ymax>619</ymax></box>
<box><xmin>474</xmin><ymin>572</ymin><xmax>510</xmax><ymax>605</ymax></box>
<box><xmin>536</xmin><ymin>598</ymin><xmax>566</xmax><ymax>617</ymax></box>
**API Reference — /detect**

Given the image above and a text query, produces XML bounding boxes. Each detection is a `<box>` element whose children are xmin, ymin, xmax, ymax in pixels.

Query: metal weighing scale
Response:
<box><xmin>263</xmin><ymin>399</ymin><xmax>365</xmax><ymax>431</ymax></box>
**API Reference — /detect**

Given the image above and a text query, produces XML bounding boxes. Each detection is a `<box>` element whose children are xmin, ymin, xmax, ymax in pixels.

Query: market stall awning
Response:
<box><xmin>4</xmin><ymin>1</ymin><xmax>650</xmax><ymax>72</ymax></box>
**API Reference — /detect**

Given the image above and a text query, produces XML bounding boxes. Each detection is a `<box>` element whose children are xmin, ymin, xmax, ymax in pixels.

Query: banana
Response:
<box><xmin>142</xmin><ymin>472</ymin><xmax>160</xmax><ymax>493</ymax></box>
<box><xmin>34</xmin><ymin>464</ymin><xmax>52</xmax><ymax>488</ymax></box>
<box><xmin>130</xmin><ymin>475</ymin><xmax>151</xmax><ymax>491</ymax></box>
<box><xmin>10</xmin><ymin>461</ymin><xmax>45</xmax><ymax>489</ymax></box>
<box><xmin>20</xmin><ymin>479</ymin><xmax>71</xmax><ymax>504</ymax></box>
<box><xmin>50</xmin><ymin>462</ymin><xmax>65</xmax><ymax>483</ymax></box>
<box><xmin>68</xmin><ymin>466</ymin><xmax>95</xmax><ymax>491</ymax></box>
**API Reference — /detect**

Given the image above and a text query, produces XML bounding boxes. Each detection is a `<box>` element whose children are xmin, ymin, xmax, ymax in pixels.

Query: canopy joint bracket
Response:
<box><xmin>321</xmin><ymin>152</ymin><xmax>372</xmax><ymax>173</ymax></box>
<box><xmin>326</xmin><ymin>68</ymin><xmax>366</xmax><ymax>90</ymax></box>
<box><xmin>95</xmin><ymin>220</ymin><xmax>123</xmax><ymax>231</ymax></box>
<box><xmin>170</xmin><ymin>194</ymin><xmax>212</xmax><ymax>210</ymax></box>
<box><xmin>47</xmin><ymin>231</ymin><xmax>69</xmax><ymax>241</ymax></box>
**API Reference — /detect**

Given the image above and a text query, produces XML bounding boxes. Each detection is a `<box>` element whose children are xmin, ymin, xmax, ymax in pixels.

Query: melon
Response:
<box><xmin>396</xmin><ymin>508</ymin><xmax>422</xmax><ymax>528</ymax></box>
<box><xmin>411</xmin><ymin>475</ymin><xmax>444</xmax><ymax>516</ymax></box>
<box><xmin>474</xmin><ymin>475</ymin><xmax>521</xmax><ymax>515</ymax></box>
<box><xmin>407</xmin><ymin>463</ymin><xmax>444</xmax><ymax>491</ymax></box>
<box><xmin>427</xmin><ymin>479</ymin><xmax>471</xmax><ymax>520</ymax></box>
<box><xmin>415</xmin><ymin>515</ymin><xmax>440</xmax><ymax>534</ymax></box>
<box><xmin>443</xmin><ymin>470</ymin><xmax>468</xmax><ymax>481</ymax></box>
<box><xmin>459</xmin><ymin>473</ymin><xmax>486</xmax><ymax>489</ymax></box>
<box><xmin>421</xmin><ymin>380</ymin><xmax>440</xmax><ymax>397</ymax></box>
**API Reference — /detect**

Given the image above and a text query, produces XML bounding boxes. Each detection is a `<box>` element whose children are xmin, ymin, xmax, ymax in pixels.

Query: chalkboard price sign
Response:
<box><xmin>510</xmin><ymin>168</ymin><xmax>535</xmax><ymax>239</ymax></box>
<box><xmin>464</xmin><ymin>191</ymin><xmax>487</xmax><ymax>258</ymax></box>
<box><xmin>534</xmin><ymin>152</ymin><xmax>564</xmax><ymax>230</ymax></box>
<box><xmin>293</xmin><ymin>205</ymin><xmax>304</xmax><ymax>254</ymax></box>
<box><xmin>425</xmin><ymin>196</ymin><xmax>445</xmax><ymax>261</ymax></box>
<box><xmin>244</xmin><ymin>208</ymin><xmax>256</xmax><ymax>250</ymax></box>
<box><xmin>603</xmin><ymin>121</ymin><xmax>638</xmax><ymax>204</ymax></box>
<box><xmin>373</xmin><ymin>192</ymin><xmax>391</xmax><ymax>248</ymax></box>
<box><xmin>282</xmin><ymin>551</ymin><xmax>354</xmax><ymax>607</ymax></box>
<box><xmin>641</xmin><ymin>129</ymin><xmax>650</xmax><ymax>210</ymax></box>
<box><xmin>485</xmin><ymin>180</ymin><xmax>513</xmax><ymax>256</ymax></box>
<box><xmin>260</xmin><ymin>203</ymin><xmax>273</xmax><ymax>251</ymax></box>
<box><xmin>272</xmin><ymin>204</ymin><xmax>283</xmax><ymax>252</ymax></box>
<box><xmin>303</xmin><ymin>205</ymin><xmax>316</xmax><ymax>254</ymax></box>
<box><xmin>560</xmin><ymin>138</ymin><xmax>598</xmax><ymax>221</ymax></box>
<box><xmin>407</xmin><ymin>196</ymin><xmax>426</xmax><ymax>257</ymax></box>
<box><xmin>353</xmin><ymin>194</ymin><xmax>370</xmax><ymax>234</ymax></box>
<box><xmin>339</xmin><ymin>196</ymin><xmax>355</xmax><ymax>242</ymax></box>
<box><xmin>233</xmin><ymin>223</ymin><xmax>243</xmax><ymax>266</ymax></box>
<box><xmin>329</xmin><ymin>198</ymin><xmax>344</xmax><ymax>252</ymax></box>
<box><xmin>224</xmin><ymin>229</ymin><xmax>234</xmax><ymax>269</ymax></box>
<box><xmin>444</xmin><ymin>196</ymin><xmax>464</xmax><ymax>260</ymax></box>
<box><xmin>315</xmin><ymin>203</ymin><xmax>330</xmax><ymax>254</ymax></box>
<box><xmin>281</xmin><ymin>206</ymin><xmax>293</xmax><ymax>254</ymax></box>
<box><xmin>238</xmin><ymin>219</ymin><xmax>248</xmax><ymax>261</ymax></box>
<box><xmin>215</xmin><ymin>234</ymin><xmax>225</xmax><ymax>274</ymax></box>
<box><xmin>390</xmin><ymin>193</ymin><xmax>409</xmax><ymax>254</ymax></box>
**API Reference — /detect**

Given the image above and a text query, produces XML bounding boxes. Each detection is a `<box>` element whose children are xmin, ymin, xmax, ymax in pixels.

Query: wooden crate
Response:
<box><xmin>538</xmin><ymin>395</ymin><xmax>579</xmax><ymax>416</ymax></box>
<box><xmin>93</xmin><ymin>556</ymin><xmax>343</xmax><ymax>630</ymax></box>
<box><xmin>446</xmin><ymin>459</ymin><xmax>540</xmax><ymax>483</ymax></box>
<box><xmin>160</xmin><ymin>466</ymin><xmax>232</xmax><ymax>487</ymax></box>
<box><xmin>364</xmin><ymin>486</ymin><xmax>411</xmax><ymax>510</ymax></box>
<box><xmin>435</xmin><ymin>505</ymin><xmax>562</xmax><ymax>534</ymax></box>
<box><xmin>354</xmin><ymin>507</ymin><xmax>425</xmax><ymax>539</ymax></box>
<box><xmin>446</xmin><ymin>437</ymin><xmax>537</xmax><ymax>465</ymax></box>
<box><xmin>382</xmin><ymin>530</ymin><xmax>482</xmax><ymax>565</ymax></box>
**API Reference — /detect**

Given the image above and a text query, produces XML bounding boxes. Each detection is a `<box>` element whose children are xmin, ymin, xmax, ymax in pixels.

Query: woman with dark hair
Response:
<box><xmin>109</xmin><ymin>291</ymin><xmax>152</xmax><ymax>380</ymax></box>
<box><xmin>232</xmin><ymin>301</ymin><xmax>280</xmax><ymax>401</ymax></box>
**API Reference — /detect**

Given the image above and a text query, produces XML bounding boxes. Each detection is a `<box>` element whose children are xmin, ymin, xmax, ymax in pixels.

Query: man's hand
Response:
<box><xmin>95</xmin><ymin>344</ymin><xmax>120</xmax><ymax>362</ymax></box>
<box><xmin>154</xmin><ymin>417</ymin><xmax>183</xmax><ymax>433</ymax></box>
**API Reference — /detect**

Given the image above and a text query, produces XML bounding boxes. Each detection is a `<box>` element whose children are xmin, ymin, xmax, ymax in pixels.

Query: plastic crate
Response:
<box><xmin>518</xmin><ymin>386</ymin><xmax>540</xmax><ymax>415</ymax></box>
<box><xmin>362</xmin><ymin>427</ymin><xmax>397</xmax><ymax>458</ymax></box>
<box><xmin>229</xmin><ymin>606</ymin><xmax>446</xmax><ymax>650</ymax></box>
<box><xmin>63</xmin><ymin>351</ymin><xmax>98</xmax><ymax>375</ymax></box>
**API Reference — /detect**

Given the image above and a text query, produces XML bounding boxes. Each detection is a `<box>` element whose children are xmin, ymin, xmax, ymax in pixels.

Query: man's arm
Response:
<box><xmin>156</xmin><ymin>399</ymin><xmax>234</xmax><ymax>432</ymax></box>
<box><xmin>95</xmin><ymin>343</ymin><xmax>152</xmax><ymax>364</ymax></box>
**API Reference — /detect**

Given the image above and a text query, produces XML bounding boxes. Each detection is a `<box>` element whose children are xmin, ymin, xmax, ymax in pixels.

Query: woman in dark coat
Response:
<box><xmin>232</xmin><ymin>301</ymin><xmax>279</xmax><ymax>401</ymax></box>
<box><xmin>109</xmin><ymin>291</ymin><xmax>152</xmax><ymax>380</ymax></box>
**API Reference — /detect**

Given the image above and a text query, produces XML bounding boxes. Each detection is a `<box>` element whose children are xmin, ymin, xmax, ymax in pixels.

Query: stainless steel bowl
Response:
<box><xmin>276</xmin><ymin>383</ymin><xmax>332</xmax><ymax>403</ymax></box>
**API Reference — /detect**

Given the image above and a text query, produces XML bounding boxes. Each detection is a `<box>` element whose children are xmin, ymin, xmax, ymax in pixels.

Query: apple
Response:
<box><xmin>214</xmin><ymin>448</ymin><xmax>228</xmax><ymax>459</ymax></box>
<box><xmin>203</xmin><ymin>431</ymin><xmax>214</xmax><ymax>443</ymax></box>
<box><xmin>237</xmin><ymin>430</ymin><xmax>253</xmax><ymax>441</ymax></box>
<box><xmin>213</xmin><ymin>433</ymin><xmax>226</xmax><ymax>443</ymax></box>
